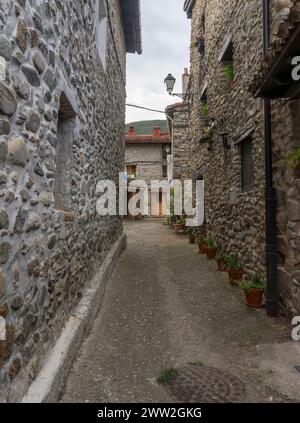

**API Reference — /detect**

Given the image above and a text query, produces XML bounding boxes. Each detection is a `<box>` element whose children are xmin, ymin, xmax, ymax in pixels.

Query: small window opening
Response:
<box><xmin>241</xmin><ymin>137</ymin><xmax>254</xmax><ymax>192</ymax></box>
<box><xmin>96</xmin><ymin>0</ymin><xmax>108</xmax><ymax>70</ymax></box>
<box><xmin>54</xmin><ymin>93</ymin><xmax>76</xmax><ymax>210</ymax></box>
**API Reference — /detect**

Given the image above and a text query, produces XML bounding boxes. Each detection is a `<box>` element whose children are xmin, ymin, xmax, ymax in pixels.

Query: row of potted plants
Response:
<box><xmin>185</xmin><ymin>228</ymin><xmax>266</xmax><ymax>308</ymax></box>
<box><xmin>198</xmin><ymin>236</ymin><xmax>265</xmax><ymax>308</ymax></box>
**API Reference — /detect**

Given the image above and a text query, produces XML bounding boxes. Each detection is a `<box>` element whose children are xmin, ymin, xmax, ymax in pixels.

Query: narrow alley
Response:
<box><xmin>61</xmin><ymin>219</ymin><xmax>298</xmax><ymax>403</ymax></box>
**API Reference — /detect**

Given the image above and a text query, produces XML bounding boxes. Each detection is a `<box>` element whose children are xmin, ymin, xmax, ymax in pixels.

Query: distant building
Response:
<box><xmin>125</xmin><ymin>125</ymin><xmax>171</xmax><ymax>216</ymax></box>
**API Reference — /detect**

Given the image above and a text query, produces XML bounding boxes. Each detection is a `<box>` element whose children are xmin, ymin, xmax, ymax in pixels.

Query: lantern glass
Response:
<box><xmin>164</xmin><ymin>74</ymin><xmax>176</xmax><ymax>94</ymax></box>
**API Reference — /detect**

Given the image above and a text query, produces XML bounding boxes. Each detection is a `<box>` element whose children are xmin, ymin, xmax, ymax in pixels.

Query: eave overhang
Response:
<box><xmin>256</xmin><ymin>24</ymin><xmax>300</xmax><ymax>99</ymax></box>
<box><xmin>126</xmin><ymin>137</ymin><xmax>171</xmax><ymax>145</ymax></box>
<box><xmin>121</xmin><ymin>0</ymin><xmax>142</xmax><ymax>55</ymax></box>
<box><xmin>183</xmin><ymin>0</ymin><xmax>196</xmax><ymax>19</ymax></box>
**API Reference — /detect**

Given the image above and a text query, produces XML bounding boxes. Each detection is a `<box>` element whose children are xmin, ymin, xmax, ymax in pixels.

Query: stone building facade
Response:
<box><xmin>166</xmin><ymin>68</ymin><xmax>191</xmax><ymax>183</ymax></box>
<box><xmin>0</xmin><ymin>0</ymin><xmax>141</xmax><ymax>402</ymax></box>
<box><xmin>183</xmin><ymin>0</ymin><xmax>300</xmax><ymax>316</ymax></box>
<box><xmin>125</xmin><ymin>125</ymin><xmax>171</xmax><ymax>216</ymax></box>
<box><xmin>166</xmin><ymin>101</ymin><xmax>190</xmax><ymax>182</ymax></box>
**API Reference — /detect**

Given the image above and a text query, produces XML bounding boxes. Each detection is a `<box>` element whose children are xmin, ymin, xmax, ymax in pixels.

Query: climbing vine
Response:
<box><xmin>278</xmin><ymin>148</ymin><xmax>300</xmax><ymax>169</ymax></box>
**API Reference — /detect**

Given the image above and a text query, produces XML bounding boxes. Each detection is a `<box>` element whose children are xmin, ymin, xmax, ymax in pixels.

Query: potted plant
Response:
<box><xmin>226</xmin><ymin>254</ymin><xmax>244</xmax><ymax>285</ymax></box>
<box><xmin>206</xmin><ymin>239</ymin><xmax>218</xmax><ymax>260</ymax></box>
<box><xmin>197</xmin><ymin>235</ymin><xmax>208</xmax><ymax>254</ymax></box>
<box><xmin>173</xmin><ymin>217</ymin><xmax>185</xmax><ymax>234</ymax></box>
<box><xmin>216</xmin><ymin>253</ymin><xmax>229</xmax><ymax>271</ymax></box>
<box><xmin>240</xmin><ymin>273</ymin><xmax>265</xmax><ymax>308</ymax></box>
<box><xmin>186</xmin><ymin>228</ymin><xmax>196</xmax><ymax>244</ymax></box>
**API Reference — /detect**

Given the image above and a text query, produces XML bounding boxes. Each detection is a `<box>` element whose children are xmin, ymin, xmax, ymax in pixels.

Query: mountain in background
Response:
<box><xmin>125</xmin><ymin>120</ymin><xmax>168</xmax><ymax>135</ymax></box>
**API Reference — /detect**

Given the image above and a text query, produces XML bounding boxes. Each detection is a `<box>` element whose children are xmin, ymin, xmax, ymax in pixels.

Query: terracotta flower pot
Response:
<box><xmin>207</xmin><ymin>247</ymin><xmax>217</xmax><ymax>260</ymax></box>
<box><xmin>228</xmin><ymin>268</ymin><xmax>244</xmax><ymax>285</ymax></box>
<box><xmin>216</xmin><ymin>259</ymin><xmax>226</xmax><ymax>272</ymax></box>
<box><xmin>245</xmin><ymin>289</ymin><xmax>264</xmax><ymax>308</ymax></box>
<box><xmin>189</xmin><ymin>235</ymin><xmax>196</xmax><ymax>244</ymax></box>
<box><xmin>173</xmin><ymin>223</ymin><xmax>185</xmax><ymax>233</ymax></box>
<box><xmin>198</xmin><ymin>242</ymin><xmax>207</xmax><ymax>254</ymax></box>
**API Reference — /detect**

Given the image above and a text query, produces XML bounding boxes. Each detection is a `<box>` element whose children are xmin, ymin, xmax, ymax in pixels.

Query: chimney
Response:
<box><xmin>182</xmin><ymin>67</ymin><xmax>190</xmax><ymax>96</ymax></box>
<box><xmin>153</xmin><ymin>126</ymin><xmax>161</xmax><ymax>137</ymax></box>
<box><xmin>128</xmin><ymin>126</ymin><xmax>136</xmax><ymax>137</ymax></box>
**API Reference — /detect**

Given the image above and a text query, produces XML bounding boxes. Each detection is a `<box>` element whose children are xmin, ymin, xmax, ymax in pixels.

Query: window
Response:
<box><xmin>55</xmin><ymin>93</ymin><xmax>76</xmax><ymax>210</ymax></box>
<box><xmin>126</xmin><ymin>165</ymin><xmax>137</xmax><ymax>180</ymax></box>
<box><xmin>162</xmin><ymin>145</ymin><xmax>170</xmax><ymax>160</ymax></box>
<box><xmin>96</xmin><ymin>0</ymin><xmax>108</xmax><ymax>70</ymax></box>
<box><xmin>219</xmin><ymin>35</ymin><xmax>234</xmax><ymax>83</ymax></box>
<box><xmin>219</xmin><ymin>35</ymin><xmax>233</xmax><ymax>63</ymax></box>
<box><xmin>162</xmin><ymin>165</ymin><xmax>168</xmax><ymax>178</ymax></box>
<box><xmin>200</xmin><ymin>14</ymin><xmax>205</xmax><ymax>35</ymax></box>
<box><xmin>241</xmin><ymin>138</ymin><xmax>254</xmax><ymax>192</ymax></box>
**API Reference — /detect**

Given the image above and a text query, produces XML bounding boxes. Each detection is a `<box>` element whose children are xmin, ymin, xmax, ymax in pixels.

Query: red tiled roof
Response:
<box><xmin>126</xmin><ymin>125</ymin><xmax>171</xmax><ymax>144</ymax></box>
<box><xmin>126</xmin><ymin>133</ymin><xmax>171</xmax><ymax>144</ymax></box>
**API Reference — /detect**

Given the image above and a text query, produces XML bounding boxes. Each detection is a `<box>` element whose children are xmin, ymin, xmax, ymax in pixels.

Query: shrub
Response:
<box><xmin>224</xmin><ymin>63</ymin><xmax>234</xmax><ymax>81</ymax></box>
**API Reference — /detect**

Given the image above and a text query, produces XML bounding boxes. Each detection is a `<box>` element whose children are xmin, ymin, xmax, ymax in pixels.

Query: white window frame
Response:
<box><xmin>96</xmin><ymin>0</ymin><xmax>108</xmax><ymax>70</ymax></box>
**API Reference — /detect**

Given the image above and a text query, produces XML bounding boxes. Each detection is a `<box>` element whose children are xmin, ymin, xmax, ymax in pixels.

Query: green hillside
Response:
<box><xmin>126</xmin><ymin>120</ymin><xmax>168</xmax><ymax>135</ymax></box>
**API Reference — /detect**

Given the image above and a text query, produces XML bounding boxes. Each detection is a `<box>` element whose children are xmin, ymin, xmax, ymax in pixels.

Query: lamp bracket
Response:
<box><xmin>169</xmin><ymin>92</ymin><xmax>192</xmax><ymax>101</ymax></box>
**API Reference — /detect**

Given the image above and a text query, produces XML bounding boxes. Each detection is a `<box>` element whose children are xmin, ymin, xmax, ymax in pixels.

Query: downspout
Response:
<box><xmin>262</xmin><ymin>0</ymin><xmax>278</xmax><ymax>317</ymax></box>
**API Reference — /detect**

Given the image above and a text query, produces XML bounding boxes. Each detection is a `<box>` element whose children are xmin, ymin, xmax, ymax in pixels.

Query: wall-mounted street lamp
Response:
<box><xmin>201</xmin><ymin>116</ymin><xmax>231</xmax><ymax>150</ymax></box>
<box><xmin>164</xmin><ymin>73</ymin><xmax>192</xmax><ymax>101</ymax></box>
<box><xmin>219</xmin><ymin>131</ymin><xmax>231</xmax><ymax>150</ymax></box>
<box><xmin>217</xmin><ymin>117</ymin><xmax>231</xmax><ymax>150</ymax></box>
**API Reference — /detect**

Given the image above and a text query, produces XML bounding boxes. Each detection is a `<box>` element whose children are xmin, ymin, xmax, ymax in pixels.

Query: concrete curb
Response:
<box><xmin>21</xmin><ymin>233</ymin><xmax>127</xmax><ymax>403</ymax></box>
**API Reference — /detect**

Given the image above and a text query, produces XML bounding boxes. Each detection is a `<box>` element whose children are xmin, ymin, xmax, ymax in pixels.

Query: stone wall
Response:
<box><xmin>125</xmin><ymin>143</ymin><xmax>165</xmax><ymax>182</ymax></box>
<box><xmin>188</xmin><ymin>0</ymin><xmax>266</xmax><ymax>276</ymax></box>
<box><xmin>186</xmin><ymin>0</ymin><xmax>300</xmax><ymax>316</ymax></box>
<box><xmin>0</xmin><ymin>0</ymin><xmax>126</xmax><ymax>402</ymax></box>
<box><xmin>268</xmin><ymin>0</ymin><xmax>300</xmax><ymax>316</ymax></box>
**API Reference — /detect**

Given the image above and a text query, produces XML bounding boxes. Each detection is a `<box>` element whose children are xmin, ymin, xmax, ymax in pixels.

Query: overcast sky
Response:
<box><xmin>125</xmin><ymin>0</ymin><xmax>191</xmax><ymax>124</ymax></box>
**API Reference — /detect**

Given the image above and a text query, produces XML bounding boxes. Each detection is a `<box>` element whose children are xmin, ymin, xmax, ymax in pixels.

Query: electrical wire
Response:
<box><xmin>126</xmin><ymin>103</ymin><xmax>166</xmax><ymax>114</ymax></box>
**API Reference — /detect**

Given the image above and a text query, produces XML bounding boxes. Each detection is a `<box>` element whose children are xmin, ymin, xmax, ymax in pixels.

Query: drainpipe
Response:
<box><xmin>262</xmin><ymin>0</ymin><xmax>278</xmax><ymax>317</ymax></box>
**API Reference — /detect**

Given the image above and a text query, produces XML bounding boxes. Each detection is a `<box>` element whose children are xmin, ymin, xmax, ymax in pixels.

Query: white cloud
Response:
<box><xmin>126</xmin><ymin>0</ymin><xmax>191</xmax><ymax>123</ymax></box>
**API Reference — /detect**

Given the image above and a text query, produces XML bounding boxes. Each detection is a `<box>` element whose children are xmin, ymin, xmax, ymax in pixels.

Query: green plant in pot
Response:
<box><xmin>226</xmin><ymin>254</ymin><xmax>244</xmax><ymax>285</ymax></box>
<box><xmin>197</xmin><ymin>235</ymin><xmax>208</xmax><ymax>254</ymax></box>
<box><xmin>240</xmin><ymin>273</ymin><xmax>266</xmax><ymax>308</ymax></box>
<box><xmin>186</xmin><ymin>227</ymin><xmax>196</xmax><ymax>244</ymax></box>
<box><xmin>215</xmin><ymin>253</ymin><xmax>230</xmax><ymax>272</ymax></box>
<box><xmin>173</xmin><ymin>217</ymin><xmax>186</xmax><ymax>234</ymax></box>
<box><xmin>206</xmin><ymin>238</ymin><xmax>218</xmax><ymax>260</ymax></box>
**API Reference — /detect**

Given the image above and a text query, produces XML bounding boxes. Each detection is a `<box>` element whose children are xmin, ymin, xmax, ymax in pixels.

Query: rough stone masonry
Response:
<box><xmin>0</xmin><ymin>0</ymin><xmax>140</xmax><ymax>402</ymax></box>
<box><xmin>185</xmin><ymin>0</ymin><xmax>300</xmax><ymax>317</ymax></box>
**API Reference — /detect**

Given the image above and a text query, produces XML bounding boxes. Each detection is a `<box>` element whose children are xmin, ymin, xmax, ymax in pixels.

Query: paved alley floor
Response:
<box><xmin>61</xmin><ymin>219</ymin><xmax>300</xmax><ymax>403</ymax></box>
